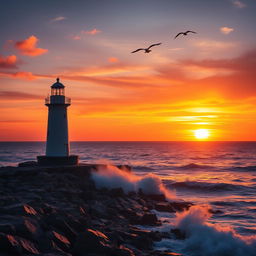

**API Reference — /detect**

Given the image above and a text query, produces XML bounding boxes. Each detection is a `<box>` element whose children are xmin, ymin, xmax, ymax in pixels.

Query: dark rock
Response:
<box><xmin>15</xmin><ymin>218</ymin><xmax>43</xmax><ymax>241</ymax></box>
<box><xmin>0</xmin><ymin>233</ymin><xmax>22</xmax><ymax>254</ymax></box>
<box><xmin>0</xmin><ymin>164</ymin><xmax>191</xmax><ymax>256</ymax></box>
<box><xmin>144</xmin><ymin>193</ymin><xmax>166</xmax><ymax>202</ymax></box>
<box><xmin>169</xmin><ymin>201</ymin><xmax>192</xmax><ymax>212</ymax></box>
<box><xmin>41</xmin><ymin>214</ymin><xmax>78</xmax><ymax>243</ymax></box>
<box><xmin>23</xmin><ymin>204</ymin><xmax>38</xmax><ymax>215</ymax></box>
<box><xmin>109</xmin><ymin>188</ymin><xmax>125</xmax><ymax>197</ymax></box>
<box><xmin>19</xmin><ymin>237</ymin><xmax>40</xmax><ymax>254</ymax></box>
<box><xmin>121</xmin><ymin>209</ymin><xmax>142</xmax><ymax>224</ymax></box>
<box><xmin>111</xmin><ymin>245</ymin><xmax>135</xmax><ymax>256</ymax></box>
<box><xmin>1</xmin><ymin>203</ymin><xmax>28</xmax><ymax>215</ymax></box>
<box><xmin>36</xmin><ymin>234</ymin><xmax>53</xmax><ymax>253</ymax></box>
<box><xmin>117</xmin><ymin>165</ymin><xmax>132</xmax><ymax>172</ymax></box>
<box><xmin>148</xmin><ymin>231</ymin><xmax>162</xmax><ymax>241</ymax></box>
<box><xmin>73</xmin><ymin>229</ymin><xmax>111</xmax><ymax>255</ymax></box>
<box><xmin>18</xmin><ymin>161</ymin><xmax>38</xmax><ymax>167</ymax></box>
<box><xmin>155</xmin><ymin>251</ymin><xmax>183</xmax><ymax>256</ymax></box>
<box><xmin>138</xmin><ymin>213</ymin><xmax>159</xmax><ymax>226</ymax></box>
<box><xmin>150</xmin><ymin>194</ymin><xmax>166</xmax><ymax>202</ymax></box>
<box><xmin>130</xmin><ymin>234</ymin><xmax>153</xmax><ymax>250</ymax></box>
<box><xmin>51</xmin><ymin>231</ymin><xmax>71</xmax><ymax>252</ymax></box>
<box><xmin>209</xmin><ymin>208</ymin><xmax>223</xmax><ymax>214</ymax></box>
<box><xmin>0</xmin><ymin>223</ymin><xmax>16</xmax><ymax>235</ymax></box>
<box><xmin>155</xmin><ymin>202</ymin><xmax>175</xmax><ymax>213</ymax></box>
<box><xmin>0</xmin><ymin>232</ymin><xmax>40</xmax><ymax>255</ymax></box>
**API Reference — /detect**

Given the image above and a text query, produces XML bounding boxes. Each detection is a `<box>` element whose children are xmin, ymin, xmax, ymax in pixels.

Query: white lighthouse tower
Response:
<box><xmin>37</xmin><ymin>78</ymin><xmax>78</xmax><ymax>165</ymax></box>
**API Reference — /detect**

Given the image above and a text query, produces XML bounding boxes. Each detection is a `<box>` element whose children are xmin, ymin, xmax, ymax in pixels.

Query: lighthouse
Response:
<box><xmin>37</xmin><ymin>78</ymin><xmax>78</xmax><ymax>165</ymax></box>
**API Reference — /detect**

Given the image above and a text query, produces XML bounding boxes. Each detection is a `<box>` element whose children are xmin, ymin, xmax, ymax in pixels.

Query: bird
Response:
<box><xmin>174</xmin><ymin>30</ymin><xmax>197</xmax><ymax>39</ymax></box>
<box><xmin>131</xmin><ymin>43</ymin><xmax>162</xmax><ymax>53</ymax></box>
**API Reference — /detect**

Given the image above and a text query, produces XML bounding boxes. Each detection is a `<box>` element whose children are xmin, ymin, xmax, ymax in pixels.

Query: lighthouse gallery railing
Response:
<box><xmin>45</xmin><ymin>96</ymin><xmax>71</xmax><ymax>105</ymax></box>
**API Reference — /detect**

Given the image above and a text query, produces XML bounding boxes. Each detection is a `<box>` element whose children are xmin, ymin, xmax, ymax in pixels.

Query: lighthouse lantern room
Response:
<box><xmin>37</xmin><ymin>78</ymin><xmax>78</xmax><ymax>166</ymax></box>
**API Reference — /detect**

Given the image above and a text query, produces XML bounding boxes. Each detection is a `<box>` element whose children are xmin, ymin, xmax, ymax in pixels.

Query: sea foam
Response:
<box><xmin>174</xmin><ymin>205</ymin><xmax>256</xmax><ymax>256</ymax></box>
<box><xmin>91</xmin><ymin>164</ymin><xmax>175</xmax><ymax>200</ymax></box>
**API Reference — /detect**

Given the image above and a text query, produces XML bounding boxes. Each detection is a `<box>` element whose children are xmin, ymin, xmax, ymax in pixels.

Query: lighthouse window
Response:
<box><xmin>51</xmin><ymin>88</ymin><xmax>65</xmax><ymax>96</ymax></box>
<box><xmin>60</xmin><ymin>89</ymin><xmax>64</xmax><ymax>95</ymax></box>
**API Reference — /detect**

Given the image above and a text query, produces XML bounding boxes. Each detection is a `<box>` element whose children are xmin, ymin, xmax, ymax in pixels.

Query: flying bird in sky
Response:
<box><xmin>131</xmin><ymin>43</ymin><xmax>162</xmax><ymax>53</ymax></box>
<box><xmin>174</xmin><ymin>30</ymin><xmax>197</xmax><ymax>39</ymax></box>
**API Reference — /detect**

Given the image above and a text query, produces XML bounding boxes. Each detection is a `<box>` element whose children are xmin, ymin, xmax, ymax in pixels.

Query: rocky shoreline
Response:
<box><xmin>0</xmin><ymin>164</ymin><xmax>192</xmax><ymax>256</ymax></box>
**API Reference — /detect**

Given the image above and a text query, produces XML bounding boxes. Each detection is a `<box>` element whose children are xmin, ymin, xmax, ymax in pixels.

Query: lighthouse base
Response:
<box><xmin>37</xmin><ymin>155</ymin><xmax>79</xmax><ymax>166</ymax></box>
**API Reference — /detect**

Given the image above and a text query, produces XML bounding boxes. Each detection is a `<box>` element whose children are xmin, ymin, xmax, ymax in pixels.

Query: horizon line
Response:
<box><xmin>1</xmin><ymin>140</ymin><xmax>256</xmax><ymax>143</ymax></box>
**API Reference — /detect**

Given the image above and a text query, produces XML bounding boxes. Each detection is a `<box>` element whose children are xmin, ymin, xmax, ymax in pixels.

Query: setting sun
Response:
<box><xmin>194</xmin><ymin>129</ymin><xmax>210</xmax><ymax>140</ymax></box>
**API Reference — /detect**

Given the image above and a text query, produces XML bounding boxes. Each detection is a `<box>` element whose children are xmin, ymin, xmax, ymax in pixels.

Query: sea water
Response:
<box><xmin>1</xmin><ymin>141</ymin><xmax>256</xmax><ymax>255</ymax></box>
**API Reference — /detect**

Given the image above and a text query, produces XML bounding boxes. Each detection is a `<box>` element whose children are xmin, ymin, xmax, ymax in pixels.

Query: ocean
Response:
<box><xmin>1</xmin><ymin>141</ymin><xmax>256</xmax><ymax>255</ymax></box>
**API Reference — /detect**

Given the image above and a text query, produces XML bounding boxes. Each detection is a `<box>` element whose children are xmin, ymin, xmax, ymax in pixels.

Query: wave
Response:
<box><xmin>155</xmin><ymin>205</ymin><xmax>256</xmax><ymax>256</ymax></box>
<box><xmin>174</xmin><ymin>205</ymin><xmax>256</xmax><ymax>256</ymax></box>
<box><xmin>233</xmin><ymin>165</ymin><xmax>256</xmax><ymax>172</ymax></box>
<box><xmin>169</xmin><ymin>181</ymin><xmax>246</xmax><ymax>192</ymax></box>
<box><xmin>133</xmin><ymin>165</ymin><xmax>155</xmax><ymax>171</ymax></box>
<box><xmin>177</xmin><ymin>163</ymin><xmax>214</xmax><ymax>169</ymax></box>
<box><xmin>212</xmin><ymin>200</ymin><xmax>256</xmax><ymax>207</ymax></box>
<box><xmin>91</xmin><ymin>165</ymin><xmax>175</xmax><ymax>200</ymax></box>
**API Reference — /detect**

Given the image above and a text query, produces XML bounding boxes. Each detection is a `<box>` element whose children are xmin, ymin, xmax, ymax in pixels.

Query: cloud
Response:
<box><xmin>232</xmin><ymin>0</ymin><xmax>247</xmax><ymax>8</ymax></box>
<box><xmin>82</xmin><ymin>28</ymin><xmax>102</xmax><ymax>35</ymax></box>
<box><xmin>194</xmin><ymin>39</ymin><xmax>236</xmax><ymax>50</ymax></box>
<box><xmin>0</xmin><ymin>71</ymin><xmax>39</xmax><ymax>80</ymax></box>
<box><xmin>13</xmin><ymin>72</ymin><xmax>37</xmax><ymax>80</ymax></box>
<box><xmin>15</xmin><ymin>35</ymin><xmax>48</xmax><ymax>57</ymax></box>
<box><xmin>180</xmin><ymin>49</ymin><xmax>256</xmax><ymax>72</ymax></box>
<box><xmin>108</xmin><ymin>57</ymin><xmax>119</xmax><ymax>63</ymax></box>
<box><xmin>0</xmin><ymin>55</ymin><xmax>18</xmax><ymax>69</ymax></box>
<box><xmin>72</xmin><ymin>28</ymin><xmax>102</xmax><ymax>40</ymax></box>
<box><xmin>0</xmin><ymin>91</ymin><xmax>41</xmax><ymax>100</ymax></box>
<box><xmin>48</xmin><ymin>49</ymin><xmax>255</xmax><ymax>103</ymax></box>
<box><xmin>51</xmin><ymin>16</ymin><xmax>66</xmax><ymax>22</ymax></box>
<box><xmin>175</xmin><ymin>49</ymin><xmax>256</xmax><ymax>100</ymax></box>
<box><xmin>72</xmin><ymin>35</ymin><xmax>81</xmax><ymax>40</ymax></box>
<box><xmin>220</xmin><ymin>26</ymin><xmax>234</xmax><ymax>34</ymax></box>
<box><xmin>169</xmin><ymin>48</ymin><xmax>184</xmax><ymax>51</ymax></box>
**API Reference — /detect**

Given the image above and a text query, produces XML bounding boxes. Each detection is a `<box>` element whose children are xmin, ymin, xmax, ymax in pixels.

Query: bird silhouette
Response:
<box><xmin>131</xmin><ymin>43</ymin><xmax>162</xmax><ymax>53</ymax></box>
<box><xmin>174</xmin><ymin>30</ymin><xmax>197</xmax><ymax>39</ymax></box>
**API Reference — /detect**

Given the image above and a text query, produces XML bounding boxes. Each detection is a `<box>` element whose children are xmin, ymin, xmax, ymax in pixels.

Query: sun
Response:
<box><xmin>194</xmin><ymin>129</ymin><xmax>210</xmax><ymax>140</ymax></box>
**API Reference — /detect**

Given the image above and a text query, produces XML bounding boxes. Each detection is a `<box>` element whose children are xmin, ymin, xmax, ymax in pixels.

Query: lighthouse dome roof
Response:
<box><xmin>51</xmin><ymin>78</ymin><xmax>64</xmax><ymax>88</ymax></box>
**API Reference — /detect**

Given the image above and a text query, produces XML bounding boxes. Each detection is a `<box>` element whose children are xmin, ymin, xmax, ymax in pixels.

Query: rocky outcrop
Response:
<box><xmin>0</xmin><ymin>164</ymin><xmax>190</xmax><ymax>255</ymax></box>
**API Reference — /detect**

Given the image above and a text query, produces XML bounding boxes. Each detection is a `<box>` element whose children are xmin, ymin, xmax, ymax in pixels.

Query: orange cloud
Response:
<box><xmin>108</xmin><ymin>57</ymin><xmax>119</xmax><ymax>63</ymax></box>
<box><xmin>179</xmin><ymin>49</ymin><xmax>256</xmax><ymax>73</ymax></box>
<box><xmin>72</xmin><ymin>35</ymin><xmax>81</xmax><ymax>40</ymax></box>
<box><xmin>0</xmin><ymin>55</ymin><xmax>18</xmax><ymax>69</ymax></box>
<box><xmin>220</xmin><ymin>27</ymin><xmax>234</xmax><ymax>34</ymax></box>
<box><xmin>0</xmin><ymin>91</ymin><xmax>41</xmax><ymax>100</ymax></box>
<box><xmin>0</xmin><ymin>70</ymin><xmax>40</xmax><ymax>80</ymax></box>
<box><xmin>82</xmin><ymin>29</ymin><xmax>101</xmax><ymax>35</ymax></box>
<box><xmin>15</xmin><ymin>35</ymin><xmax>48</xmax><ymax>57</ymax></box>
<box><xmin>13</xmin><ymin>72</ymin><xmax>37</xmax><ymax>80</ymax></box>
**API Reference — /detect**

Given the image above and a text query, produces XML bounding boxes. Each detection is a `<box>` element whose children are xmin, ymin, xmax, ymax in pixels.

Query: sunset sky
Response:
<box><xmin>1</xmin><ymin>0</ymin><xmax>256</xmax><ymax>141</ymax></box>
